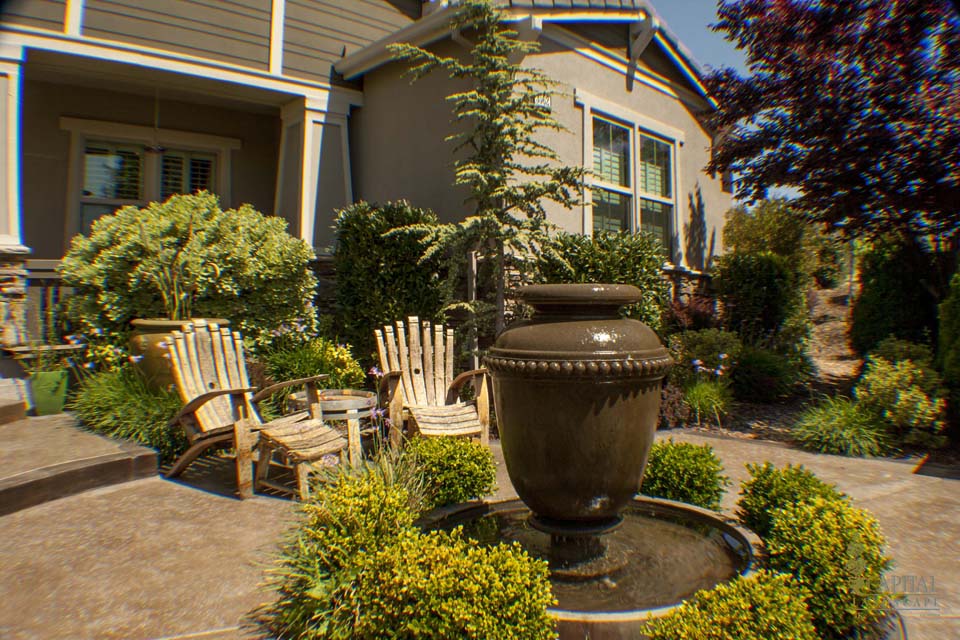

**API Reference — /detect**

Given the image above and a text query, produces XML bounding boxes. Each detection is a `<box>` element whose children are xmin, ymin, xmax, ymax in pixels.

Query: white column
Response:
<box><xmin>0</xmin><ymin>44</ymin><xmax>24</xmax><ymax>248</ymax></box>
<box><xmin>65</xmin><ymin>0</ymin><xmax>85</xmax><ymax>36</ymax></box>
<box><xmin>269</xmin><ymin>0</ymin><xmax>286</xmax><ymax>75</ymax></box>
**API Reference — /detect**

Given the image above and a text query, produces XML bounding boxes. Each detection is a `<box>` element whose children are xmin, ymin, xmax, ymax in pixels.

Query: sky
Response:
<box><xmin>650</xmin><ymin>0</ymin><xmax>748</xmax><ymax>76</ymax></box>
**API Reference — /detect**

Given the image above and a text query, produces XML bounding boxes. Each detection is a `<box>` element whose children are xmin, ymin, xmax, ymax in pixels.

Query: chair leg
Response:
<box><xmin>165</xmin><ymin>434</ymin><xmax>230</xmax><ymax>478</ymax></box>
<box><xmin>255</xmin><ymin>442</ymin><xmax>274</xmax><ymax>493</ymax></box>
<box><xmin>295</xmin><ymin>463</ymin><xmax>311</xmax><ymax>501</ymax></box>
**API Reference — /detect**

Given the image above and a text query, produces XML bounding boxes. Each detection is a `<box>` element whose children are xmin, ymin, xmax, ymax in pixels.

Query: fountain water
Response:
<box><xmin>422</xmin><ymin>284</ymin><xmax>759</xmax><ymax>638</ymax></box>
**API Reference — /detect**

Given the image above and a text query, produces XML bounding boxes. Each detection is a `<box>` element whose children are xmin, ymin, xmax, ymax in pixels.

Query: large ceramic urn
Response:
<box><xmin>485</xmin><ymin>284</ymin><xmax>672</xmax><ymax>528</ymax></box>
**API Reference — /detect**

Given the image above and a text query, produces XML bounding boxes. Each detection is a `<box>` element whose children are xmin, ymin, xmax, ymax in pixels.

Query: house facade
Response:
<box><xmin>0</xmin><ymin>0</ymin><xmax>732</xmax><ymax>344</ymax></box>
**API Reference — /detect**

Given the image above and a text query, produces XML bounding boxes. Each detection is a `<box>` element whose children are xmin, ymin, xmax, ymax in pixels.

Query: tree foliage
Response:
<box><xmin>388</xmin><ymin>0</ymin><xmax>584</xmax><ymax>333</ymax></box>
<box><xmin>706</xmin><ymin>0</ymin><xmax>960</xmax><ymax>245</ymax></box>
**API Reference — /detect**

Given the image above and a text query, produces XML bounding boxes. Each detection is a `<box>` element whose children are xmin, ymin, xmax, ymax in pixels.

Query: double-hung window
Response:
<box><xmin>62</xmin><ymin>118</ymin><xmax>239</xmax><ymax>238</ymax></box>
<box><xmin>579</xmin><ymin>90</ymin><xmax>680</xmax><ymax>261</ymax></box>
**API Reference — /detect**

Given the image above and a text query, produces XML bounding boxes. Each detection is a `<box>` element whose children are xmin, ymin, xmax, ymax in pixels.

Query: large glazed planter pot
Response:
<box><xmin>484</xmin><ymin>284</ymin><xmax>671</xmax><ymax>524</ymax></box>
<box><xmin>129</xmin><ymin>318</ymin><xmax>229</xmax><ymax>390</ymax></box>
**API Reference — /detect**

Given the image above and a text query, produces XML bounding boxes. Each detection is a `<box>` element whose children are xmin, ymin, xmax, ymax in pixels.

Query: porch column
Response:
<box><xmin>274</xmin><ymin>93</ymin><xmax>357</xmax><ymax>252</ymax></box>
<box><xmin>0</xmin><ymin>43</ymin><xmax>29</xmax><ymax>347</ymax></box>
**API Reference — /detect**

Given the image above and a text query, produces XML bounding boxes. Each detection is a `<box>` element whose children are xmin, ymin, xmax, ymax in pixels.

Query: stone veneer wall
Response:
<box><xmin>0</xmin><ymin>243</ymin><xmax>30</xmax><ymax>348</ymax></box>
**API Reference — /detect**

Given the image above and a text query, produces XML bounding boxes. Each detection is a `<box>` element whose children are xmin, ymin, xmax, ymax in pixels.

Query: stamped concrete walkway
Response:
<box><xmin>0</xmin><ymin>424</ymin><xmax>957</xmax><ymax>639</ymax></box>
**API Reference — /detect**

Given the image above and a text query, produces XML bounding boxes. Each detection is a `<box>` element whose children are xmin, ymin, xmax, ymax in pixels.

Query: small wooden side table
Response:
<box><xmin>289</xmin><ymin>389</ymin><xmax>377</xmax><ymax>463</ymax></box>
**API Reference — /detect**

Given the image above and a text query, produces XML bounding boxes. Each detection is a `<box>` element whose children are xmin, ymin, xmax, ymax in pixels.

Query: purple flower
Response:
<box><xmin>373</xmin><ymin>407</ymin><xmax>387</xmax><ymax>420</ymax></box>
<box><xmin>128</xmin><ymin>355</ymin><xmax>144</xmax><ymax>364</ymax></box>
<box><xmin>84</xmin><ymin>362</ymin><xmax>96</xmax><ymax>370</ymax></box>
<box><xmin>718</xmin><ymin>353</ymin><xmax>728</xmax><ymax>360</ymax></box>
<box><xmin>368</xmin><ymin>366</ymin><xmax>384</xmax><ymax>378</ymax></box>
<box><xmin>691</xmin><ymin>359</ymin><xmax>703</xmax><ymax>367</ymax></box>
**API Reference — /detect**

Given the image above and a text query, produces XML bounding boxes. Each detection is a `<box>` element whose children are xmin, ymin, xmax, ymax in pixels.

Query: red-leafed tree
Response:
<box><xmin>705</xmin><ymin>0</ymin><xmax>960</xmax><ymax>250</ymax></box>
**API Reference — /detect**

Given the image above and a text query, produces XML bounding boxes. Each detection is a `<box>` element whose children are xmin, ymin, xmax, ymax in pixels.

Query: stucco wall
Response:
<box><xmin>351</xmin><ymin>29</ymin><xmax>731</xmax><ymax>270</ymax></box>
<box><xmin>20</xmin><ymin>79</ymin><xmax>281</xmax><ymax>259</ymax></box>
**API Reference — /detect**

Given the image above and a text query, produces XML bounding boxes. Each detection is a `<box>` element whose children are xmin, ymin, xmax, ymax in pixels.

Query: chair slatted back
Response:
<box><xmin>168</xmin><ymin>320</ymin><xmax>256</xmax><ymax>439</ymax></box>
<box><xmin>375</xmin><ymin>316</ymin><xmax>455</xmax><ymax>407</ymax></box>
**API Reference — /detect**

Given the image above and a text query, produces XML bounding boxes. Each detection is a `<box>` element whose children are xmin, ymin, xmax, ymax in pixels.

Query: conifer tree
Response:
<box><xmin>389</xmin><ymin>0</ymin><xmax>583</xmax><ymax>335</ymax></box>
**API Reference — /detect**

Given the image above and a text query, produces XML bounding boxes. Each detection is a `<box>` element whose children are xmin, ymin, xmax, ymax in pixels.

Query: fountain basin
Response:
<box><xmin>421</xmin><ymin>496</ymin><xmax>761</xmax><ymax>640</ymax></box>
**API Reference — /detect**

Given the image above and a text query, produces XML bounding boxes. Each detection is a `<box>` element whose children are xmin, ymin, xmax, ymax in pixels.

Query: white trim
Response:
<box><xmin>575</xmin><ymin>88</ymin><xmax>684</xmax><ymax>144</ymax></box>
<box><xmin>59</xmin><ymin>118</ymin><xmax>240</xmax><ymax>241</ymax></box>
<box><xmin>546</xmin><ymin>25</ymin><xmax>706</xmax><ymax>109</ymax></box>
<box><xmin>269</xmin><ymin>0</ymin><xmax>286</xmax><ymax>75</ymax></box>
<box><xmin>0</xmin><ymin>26</ymin><xmax>363</xmax><ymax>107</ymax></box>
<box><xmin>0</xmin><ymin>59</ymin><xmax>22</xmax><ymax>243</ymax></box>
<box><xmin>64</xmin><ymin>0</ymin><xmax>84</xmax><ymax>37</ymax></box>
<box><xmin>60</xmin><ymin>117</ymin><xmax>242</xmax><ymax>151</ymax></box>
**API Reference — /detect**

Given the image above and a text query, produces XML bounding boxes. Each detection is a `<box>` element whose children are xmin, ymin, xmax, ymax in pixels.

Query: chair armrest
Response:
<box><xmin>378</xmin><ymin>371</ymin><xmax>402</xmax><ymax>397</ymax></box>
<box><xmin>446</xmin><ymin>368</ymin><xmax>489</xmax><ymax>404</ymax></box>
<box><xmin>251</xmin><ymin>374</ymin><xmax>329</xmax><ymax>403</ymax></box>
<box><xmin>169</xmin><ymin>387</ymin><xmax>256</xmax><ymax>426</ymax></box>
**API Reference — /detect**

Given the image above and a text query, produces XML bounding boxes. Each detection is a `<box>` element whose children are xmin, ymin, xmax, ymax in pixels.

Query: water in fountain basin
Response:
<box><xmin>431</xmin><ymin>499</ymin><xmax>750</xmax><ymax>613</ymax></box>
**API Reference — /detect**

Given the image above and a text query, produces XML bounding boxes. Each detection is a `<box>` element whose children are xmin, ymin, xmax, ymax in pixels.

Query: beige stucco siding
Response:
<box><xmin>283</xmin><ymin>0</ymin><xmax>419</xmax><ymax>85</ymax></box>
<box><xmin>0</xmin><ymin>0</ymin><xmax>65</xmax><ymax>32</ymax></box>
<box><xmin>352</xmin><ymin>31</ymin><xmax>730</xmax><ymax>270</ymax></box>
<box><xmin>21</xmin><ymin>80</ymin><xmax>281</xmax><ymax>259</ymax></box>
<box><xmin>82</xmin><ymin>0</ymin><xmax>272</xmax><ymax>70</ymax></box>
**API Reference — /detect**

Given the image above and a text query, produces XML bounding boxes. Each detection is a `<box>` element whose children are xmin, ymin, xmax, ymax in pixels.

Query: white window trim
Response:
<box><xmin>60</xmin><ymin>117</ymin><xmax>240</xmax><ymax>242</ymax></box>
<box><xmin>576</xmin><ymin>88</ymin><xmax>681</xmax><ymax>264</ymax></box>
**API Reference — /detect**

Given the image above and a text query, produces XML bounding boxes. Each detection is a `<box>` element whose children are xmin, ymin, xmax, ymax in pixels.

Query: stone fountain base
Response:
<box><xmin>421</xmin><ymin>496</ymin><xmax>761</xmax><ymax>640</ymax></box>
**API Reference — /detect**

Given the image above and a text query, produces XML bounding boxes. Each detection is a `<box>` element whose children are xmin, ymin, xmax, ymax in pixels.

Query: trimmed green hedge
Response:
<box><xmin>640</xmin><ymin>438</ymin><xmax>729</xmax><ymax>510</ymax></box>
<box><xmin>404</xmin><ymin>437</ymin><xmax>497</xmax><ymax>509</ymax></box>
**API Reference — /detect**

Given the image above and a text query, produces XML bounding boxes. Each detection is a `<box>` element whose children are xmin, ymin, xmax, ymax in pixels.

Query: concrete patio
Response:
<box><xmin>0</xmin><ymin>417</ymin><xmax>957</xmax><ymax>639</ymax></box>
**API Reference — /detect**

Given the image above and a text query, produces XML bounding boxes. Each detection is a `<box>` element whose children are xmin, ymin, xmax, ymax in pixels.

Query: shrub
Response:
<box><xmin>334</xmin><ymin>200</ymin><xmax>445</xmax><ymax>366</ymax></box>
<box><xmin>870</xmin><ymin>336</ymin><xmax>936</xmax><ymax>369</ymax></box>
<box><xmin>715</xmin><ymin>251</ymin><xmax>803</xmax><ymax>344</ymax></box>
<box><xmin>722</xmin><ymin>200</ymin><xmax>812</xmax><ymax>272</ymax></box>
<box><xmin>855</xmin><ymin>356</ymin><xmax>947</xmax><ymax>447</ymax></box>
<box><xmin>850</xmin><ymin>236</ymin><xmax>938</xmax><ymax>355</ymax></box>
<box><xmin>663</xmin><ymin>294</ymin><xmax>718</xmax><ymax>334</ymax></box>
<box><xmin>731</xmin><ymin>346</ymin><xmax>798</xmax><ymax>403</ymax></box>
<box><xmin>766</xmin><ymin>497</ymin><xmax>891</xmax><ymax>638</ymax></box>
<box><xmin>937</xmin><ymin>273</ymin><xmax>960</xmax><ymax>394</ymax></box>
<box><xmin>59</xmin><ymin>192</ymin><xmax>318</xmax><ymax>344</ymax></box>
<box><xmin>737</xmin><ymin>462</ymin><xmax>846</xmax><ymax>538</ymax></box>
<box><xmin>792</xmin><ymin>396</ymin><xmax>891</xmax><ymax>457</ymax></box>
<box><xmin>644</xmin><ymin>569</ymin><xmax>818</xmax><ymax>640</ymax></box>
<box><xmin>668</xmin><ymin>328</ymin><xmax>742</xmax><ymax>388</ymax></box>
<box><xmin>344</xmin><ymin>529</ymin><xmax>556</xmax><ymax>639</ymax></box>
<box><xmin>261</xmin><ymin>337</ymin><xmax>365</xmax><ymax>390</ymax></box>
<box><xmin>683</xmin><ymin>380</ymin><xmax>731</xmax><ymax>428</ymax></box>
<box><xmin>261</xmin><ymin>462</ymin><xmax>554</xmax><ymax>639</ymax></box>
<box><xmin>658</xmin><ymin>382</ymin><xmax>691</xmax><ymax>429</ymax></box>
<box><xmin>68</xmin><ymin>366</ymin><xmax>185</xmax><ymax>463</ymax></box>
<box><xmin>538</xmin><ymin>231</ymin><xmax>670</xmax><ymax>333</ymax></box>
<box><xmin>640</xmin><ymin>438</ymin><xmax>730</xmax><ymax>510</ymax></box>
<box><xmin>404</xmin><ymin>437</ymin><xmax>497</xmax><ymax>509</ymax></box>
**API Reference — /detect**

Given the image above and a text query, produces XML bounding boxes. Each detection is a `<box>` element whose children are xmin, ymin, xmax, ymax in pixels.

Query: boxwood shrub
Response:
<box><xmin>404</xmin><ymin>436</ymin><xmax>497</xmax><ymax>509</ymax></box>
<box><xmin>260</xmin><ymin>464</ymin><xmax>554</xmax><ymax>639</ymax></box>
<box><xmin>855</xmin><ymin>356</ymin><xmax>947</xmax><ymax>448</ymax></box>
<box><xmin>737</xmin><ymin>462</ymin><xmax>846</xmax><ymax>538</ymax></box>
<box><xmin>715</xmin><ymin>251</ymin><xmax>802</xmax><ymax>345</ymax></box>
<box><xmin>766</xmin><ymin>497</ymin><xmax>891</xmax><ymax>638</ymax></box>
<box><xmin>640</xmin><ymin>438</ymin><xmax>729</xmax><ymax>510</ymax></box>
<box><xmin>644</xmin><ymin>569</ymin><xmax>818</xmax><ymax>640</ymax></box>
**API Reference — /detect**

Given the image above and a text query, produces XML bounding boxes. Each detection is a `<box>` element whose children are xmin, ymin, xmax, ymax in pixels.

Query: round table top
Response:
<box><xmin>289</xmin><ymin>388</ymin><xmax>377</xmax><ymax>419</ymax></box>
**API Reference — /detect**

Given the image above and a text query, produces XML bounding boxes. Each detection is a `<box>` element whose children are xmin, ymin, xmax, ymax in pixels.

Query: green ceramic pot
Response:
<box><xmin>29</xmin><ymin>370</ymin><xmax>69</xmax><ymax>416</ymax></box>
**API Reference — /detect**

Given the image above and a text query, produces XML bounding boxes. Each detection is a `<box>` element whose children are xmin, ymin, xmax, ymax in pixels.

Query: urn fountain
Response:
<box><xmin>424</xmin><ymin>284</ymin><xmax>758</xmax><ymax>638</ymax></box>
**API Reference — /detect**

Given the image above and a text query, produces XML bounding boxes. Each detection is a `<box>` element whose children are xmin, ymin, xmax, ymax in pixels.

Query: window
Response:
<box><xmin>79</xmin><ymin>141</ymin><xmax>218</xmax><ymax>233</ymax></box>
<box><xmin>591</xmin><ymin>118</ymin><xmax>632</xmax><ymax>234</ymax></box>
<box><xmin>585</xmin><ymin>109</ymin><xmax>678</xmax><ymax>259</ymax></box>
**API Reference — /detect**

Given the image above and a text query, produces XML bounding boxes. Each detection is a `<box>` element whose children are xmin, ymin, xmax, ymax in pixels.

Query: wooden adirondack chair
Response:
<box><xmin>166</xmin><ymin>320</ymin><xmax>349</xmax><ymax>499</ymax></box>
<box><xmin>375</xmin><ymin>316</ymin><xmax>490</xmax><ymax>446</ymax></box>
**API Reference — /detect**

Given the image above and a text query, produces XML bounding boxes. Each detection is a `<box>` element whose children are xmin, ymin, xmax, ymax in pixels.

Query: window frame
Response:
<box><xmin>61</xmin><ymin>117</ymin><xmax>240</xmax><ymax>241</ymax></box>
<box><xmin>576</xmin><ymin>89</ymin><xmax>682</xmax><ymax>264</ymax></box>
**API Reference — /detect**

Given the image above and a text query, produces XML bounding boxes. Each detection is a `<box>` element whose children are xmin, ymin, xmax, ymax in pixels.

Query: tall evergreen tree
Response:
<box><xmin>389</xmin><ymin>0</ymin><xmax>583</xmax><ymax>334</ymax></box>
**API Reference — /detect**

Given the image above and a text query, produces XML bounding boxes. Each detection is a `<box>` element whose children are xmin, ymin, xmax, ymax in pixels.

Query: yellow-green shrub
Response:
<box><xmin>343</xmin><ymin>529</ymin><xmax>556</xmax><ymax>639</ymax></box>
<box><xmin>640</xmin><ymin>438</ymin><xmax>729</xmax><ymax>510</ymax></box>
<box><xmin>737</xmin><ymin>463</ymin><xmax>846</xmax><ymax>538</ymax></box>
<box><xmin>404</xmin><ymin>437</ymin><xmax>497</xmax><ymax>509</ymax></box>
<box><xmin>766</xmin><ymin>498</ymin><xmax>891</xmax><ymax>638</ymax></box>
<box><xmin>792</xmin><ymin>396</ymin><xmax>892</xmax><ymax>457</ymax></box>
<box><xmin>644</xmin><ymin>570</ymin><xmax>818</xmax><ymax>640</ymax></box>
<box><xmin>855</xmin><ymin>356</ymin><xmax>947</xmax><ymax>447</ymax></box>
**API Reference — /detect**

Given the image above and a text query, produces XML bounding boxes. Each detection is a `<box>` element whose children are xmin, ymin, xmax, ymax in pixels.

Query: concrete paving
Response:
<box><xmin>0</xmin><ymin>425</ymin><xmax>957</xmax><ymax>639</ymax></box>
